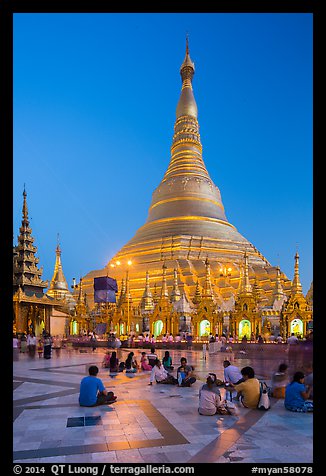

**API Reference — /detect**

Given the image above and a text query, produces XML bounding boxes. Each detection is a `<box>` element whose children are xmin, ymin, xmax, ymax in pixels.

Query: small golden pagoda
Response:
<box><xmin>46</xmin><ymin>240</ymin><xmax>76</xmax><ymax>335</ymax></box>
<box><xmin>280</xmin><ymin>252</ymin><xmax>313</xmax><ymax>338</ymax></box>
<box><xmin>229</xmin><ymin>252</ymin><xmax>262</xmax><ymax>339</ymax></box>
<box><xmin>47</xmin><ymin>239</ymin><xmax>76</xmax><ymax>309</ymax></box>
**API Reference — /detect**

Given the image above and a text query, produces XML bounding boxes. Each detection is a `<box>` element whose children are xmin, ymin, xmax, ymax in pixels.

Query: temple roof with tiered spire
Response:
<box><xmin>13</xmin><ymin>188</ymin><xmax>48</xmax><ymax>293</ymax></box>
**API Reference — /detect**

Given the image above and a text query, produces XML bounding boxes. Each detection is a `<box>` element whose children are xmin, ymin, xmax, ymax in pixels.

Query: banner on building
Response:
<box><xmin>94</xmin><ymin>276</ymin><xmax>118</xmax><ymax>303</ymax></box>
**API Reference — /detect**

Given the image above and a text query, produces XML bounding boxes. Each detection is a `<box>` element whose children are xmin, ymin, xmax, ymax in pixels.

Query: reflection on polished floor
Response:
<box><xmin>13</xmin><ymin>346</ymin><xmax>313</xmax><ymax>463</ymax></box>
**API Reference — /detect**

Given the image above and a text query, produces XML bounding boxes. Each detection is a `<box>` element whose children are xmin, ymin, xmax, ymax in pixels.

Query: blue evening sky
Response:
<box><xmin>13</xmin><ymin>13</ymin><xmax>313</xmax><ymax>295</ymax></box>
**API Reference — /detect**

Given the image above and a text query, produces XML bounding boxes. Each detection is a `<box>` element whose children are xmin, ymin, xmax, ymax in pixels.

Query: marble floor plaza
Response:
<box><xmin>13</xmin><ymin>346</ymin><xmax>313</xmax><ymax>464</ymax></box>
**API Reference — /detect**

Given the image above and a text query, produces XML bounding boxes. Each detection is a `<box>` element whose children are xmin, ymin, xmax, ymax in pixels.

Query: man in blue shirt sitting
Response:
<box><xmin>79</xmin><ymin>365</ymin><xmax>117</xmax><ymax>407</ymax></box>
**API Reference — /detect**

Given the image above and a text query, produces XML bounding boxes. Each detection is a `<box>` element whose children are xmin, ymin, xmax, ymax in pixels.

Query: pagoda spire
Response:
<box><xmin>141</xmin><ymin>271</ymin><xmax>154</xmax><ymax>312</ymax></box>
<box><xmin>273</xmin><ymin>266</ymin><xmax>285</xmax><ymax>300</ymax></box>
<box><xmin>202</xmin><ymin>257</ymin><xmax>214</xmax><ymax>299</ymax></box>
<box><xmin>160</xmin><ymin>262</ymin><xmax>169</xmax><ymax>298</ymax></box>
<box><xmin>77</xmin><ymin>277</ymin><xmax>84</xmax><ymax>303</ymax></box>
<box><xmin>118</xmin><ymin>278</ymin><xmax>126</xmax><ymax>306</ymax></box>
<box><xmin>47</xmin><ymin>239</ymin><xmax>76</xmax><ymax>309</ymax></box>
<box><xmin>141</xmin><ymin>37</ymin><xmax>228</xmax><ymax>228</ymax></box>
<box><xmin>47</xmin><ymin>239</ymin><xmax>69</xmax><ymax>296</ymax></box>
<box><xmin>192</xmin><ymin>280</ymin><xmax>202</xmax><ymax>305</ymax></box>
<box><xmin>239</xmin><ymin>252</ymin><xmax>252</xmax><ymax>296</ymax></box>
<box><xmin>153</xmin><ymin>282</ymin><xmax>159</xmax><ymax>304</ymax></box>
<box><xmin>170</xmin><ymin>268</ymin><xmax>181</xmax><ymax>302</ymax></box>
<box><xmin>13</xmin><ymin>188</ymin><xmax>48</xmax><ymax>292</ymax></box>
<box><xmin>176</xmin><ymin>35</ymin><xmax>197</xmax><ymax>118</ymax></box>
<box><xmin>291</xmin><ymin>251</ymin><xmax>303</xmax><ymax>295</ymax></box>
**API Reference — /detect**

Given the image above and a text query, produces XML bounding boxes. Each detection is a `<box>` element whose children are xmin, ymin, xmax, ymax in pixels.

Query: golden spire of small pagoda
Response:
<box><xmin>273</xmin><ymin>266</ymin><xmax>285</xmax><ymax>300</ymax></box>
<box><xmin>47</xmin><ymin>234</ymin><xmax>69</xmax><ymax>297</ymax></box>
<box><xmin>239</xmin><ymin>252</ymin><xmax>252</xmax><ymax>296</ymax></box>
<box><xmin>291</xmin><ymin>251</ymin><xmax>303</xmax><ymax>296</ymax></box>
<box><xmin>170</xmin><ymin>268</ymin><xmax>181</xmax><ymax>302</ymax></box>
<box><xmin>118</xmin><ymin>278</ymin><xmax>126</xmax><ymax>306</ymax></box>
<box><xmin>192</xmin><ymin>280</ymin><xmax>202</xmax><ymax>305</ymax></box>
<box><xmin>160</xmin><ymin>262</ymin><xmax>169</xmax><ymax>299</ymax></box>
<box><xmin>153</xmin><ymin>282</ymin><xmax>159</xmax><ymax>304</ymax></box>
<box><xmin>141</xmin><ymin>270</ymin><xmax>154</xmax><ymax>312</ymax></box>
<box><xmin>202</xmin><ymin>257</ymin><xmax>214</xmax><ymax>299</ymax></box>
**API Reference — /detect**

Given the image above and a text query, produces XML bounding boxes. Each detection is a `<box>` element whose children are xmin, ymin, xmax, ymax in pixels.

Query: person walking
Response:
<box><xmin>79</xmin><ymin>365</ymin><xmax>117</xmax><ymax>407</ymax></box>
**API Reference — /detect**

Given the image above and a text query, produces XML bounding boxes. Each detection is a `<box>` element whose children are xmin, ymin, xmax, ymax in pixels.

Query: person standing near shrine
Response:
<box><xmin>27</xmin><ymin>332</ymin><xmax>37</xmax><ymax>358</ymax></box>
<box><xmin>13</xmin><ymin>334</ymin><xmax>19</xmax><ymax>361</ymax></box>
<box><xmin>43</xmin><ymin>332</ymin><xmax>52</xmax><ymax>359</ymax></box>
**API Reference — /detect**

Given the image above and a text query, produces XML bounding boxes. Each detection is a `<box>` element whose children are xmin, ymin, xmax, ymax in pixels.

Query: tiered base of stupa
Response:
<box><xmin>82</xmin><ymin>231</ymin><xmax>292</xmax><ymax>310</ymax></box>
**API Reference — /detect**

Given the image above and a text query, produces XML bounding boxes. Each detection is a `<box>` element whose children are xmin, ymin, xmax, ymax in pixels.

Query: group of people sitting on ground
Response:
<box><xmin>102</xmin><ymin>348</ymin><xmax>177</xmax><ymax>375</ymax></box>
<box><xmin>149</xmin><ymin>357</ymin><xmax>196</xmax><ymax>387</ymax></box>
<box><xmin>88</xmin><ymin>350</ymin><xmax>313</xmax><ymax>414</ymax></box>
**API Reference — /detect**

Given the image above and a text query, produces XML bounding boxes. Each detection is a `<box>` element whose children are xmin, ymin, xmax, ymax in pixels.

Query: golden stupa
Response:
<box><xmin>82</xmin><ymin>39</ymin><xmax>292</xmax><ymax>310</ymax></box>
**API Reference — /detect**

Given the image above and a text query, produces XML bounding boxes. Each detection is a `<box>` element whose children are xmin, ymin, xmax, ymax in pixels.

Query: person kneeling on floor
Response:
<box><xmin>199</xmin><ymin>373</ymin><xmax>237</xmax><ymax>416</ymax></box>
<box><xmin>148</xmin><ymin>359</ymin><xmax>177</xmax><ymax>385</ymax></box>
<box><xmin>79</xmin><ymin>365</ymin><xmax>117</xmax><ymax>407</ymax></box>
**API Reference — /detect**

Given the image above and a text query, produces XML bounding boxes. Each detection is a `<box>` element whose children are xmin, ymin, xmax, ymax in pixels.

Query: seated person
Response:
<box><xmin>230</xmin><ymin>366</ymin><xmax>260</xmax><ymax>409</ymax></box>
<box><xmin>140</xmin><ymin>351</ymin><xmax>152</xmax><ymax>371</ymax></box>
<box><xmin>304</xmin><ymin>368</ymin><xmax>314</xmax><ymax>400</ymax></box>
<box><xmin>125</xmin><ymin>352</ymin><xmax>138</xmax><ymax>373</ymax></box>
<box><xmin>149</xmin><ymin>359</ymin><xmax>177</xmax><ymax>385</ymax></box>
<box><xmin>146</xmin><ymin>347</ymin><xmax>158</xmax><ymax>368</ymax></box>
<box><xmin>223</xmin><ymin>360</ymin><xmax>244</xmax><ymax>384</ymax></box>
<box><xmin>109</xmin><ymin>351</ymin><xmax>119</xmax><ymax>373</ymax></box>
<box><xmin>270</xmin><ymin>363</ymin><xmax>288</xmax><ymax>398</ymax></box>
<box><xmin>162</xmin><ymin>351</ymin><xmax>174</xmax><ymax>371</ymax></box>
<box><xmin>198</xmin><ymin>373</ymin><xmax>222</xmax><ymax>415</ymax></box>
<box><xmin>177</xmin><ymin>357</ymin><xmax>196</xmax><ymax>387</ymax></box>
<box><xmin>284</xmin><ymin>371</ymin><xmax>313</xmax><ymax>412</ymax></box>
<box><xmin>79</xmin><ymin>365</ymin><xmax>117</xmax><ymax>407</ymax></box>
<box><xmin>102</xmin><ymin>351</ymin><xmax>111</xmax><ymax>368</ymax></box>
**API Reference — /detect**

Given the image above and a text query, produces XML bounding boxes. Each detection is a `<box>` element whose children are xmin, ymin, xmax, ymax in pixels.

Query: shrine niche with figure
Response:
<box><xmin>149</xmin><ymin>300</ymin><xmax>175</xmax><ymax>337</ymax></box>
